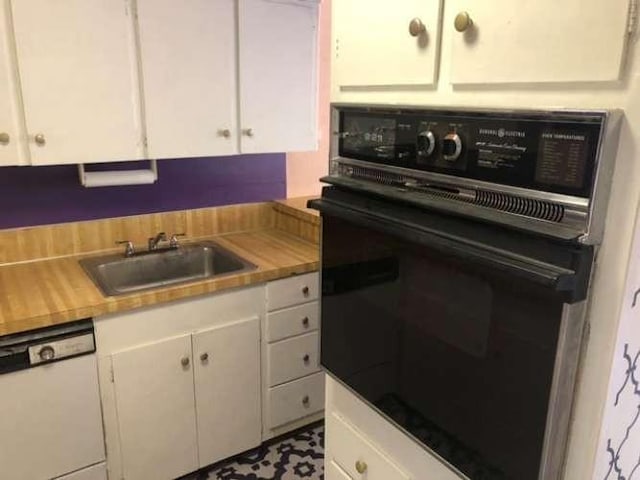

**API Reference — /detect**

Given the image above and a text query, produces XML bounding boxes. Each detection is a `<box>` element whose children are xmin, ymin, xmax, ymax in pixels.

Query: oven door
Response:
<box><xmin>311</xmin><ymin>188</ymin><xmax>593</xmax><ymax>480</ymax></box>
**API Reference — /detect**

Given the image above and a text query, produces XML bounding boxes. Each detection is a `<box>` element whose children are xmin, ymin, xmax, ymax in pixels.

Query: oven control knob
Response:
<box><xmin>442</xmin><ymin>132</ymin><xmax>463</xmax><ymax>162</ymax></box>
<box><xmin>38</xmin><ymin>346</ymin><xmax>55</xmax><ymax>361</ymax></box>
<box><xmin>417</xmin><ymin>130</ymin><xmax>436</xmax><ymax>158</ymax></box>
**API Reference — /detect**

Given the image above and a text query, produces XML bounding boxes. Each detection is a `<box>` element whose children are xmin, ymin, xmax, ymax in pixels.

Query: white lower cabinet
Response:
<box><xmin>54</xmin><ymin>463</ymin><xmax>107</xmax><ymax>480</ymax></box>
<box><xmin>327</xmin><ymin>460</ymin><xmax>354</xmax><ymax>480</ymax></box>
<box><xmin>96</xmin><ymin>286</ymin><xmax>264</xmax><ymax>480</ymax></box>
<box><xmin>326</xmin><ymin>412</ymin><xmax>410</xmax><ymax>480</ymax></box>
<box><xmin>112</xmin><ymin>334</ymin><xmax>198</xmax><ymax>480</ymax></box>
<box><xmin>194</xmin><ymin>318</ymin><xmax>261</xmax><ymax>467</ymax></box>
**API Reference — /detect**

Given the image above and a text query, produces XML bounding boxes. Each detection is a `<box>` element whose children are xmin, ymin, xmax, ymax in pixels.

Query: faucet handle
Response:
<box><xmin>115</xmin><ymin>240</ymin><xmax>135</xmax><ymax>257</ymax></box>
<box><xmin>169</xmin><ymin>233</ymin><xmax>186</xmax><ymax>248</ymax></box>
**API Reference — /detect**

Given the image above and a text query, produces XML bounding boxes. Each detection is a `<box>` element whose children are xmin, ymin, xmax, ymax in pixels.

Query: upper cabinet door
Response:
<box><xmin>136</xmin><ymin>0</ymin><xmax>238</xmax><ymax>159</ymax></box>
<box><xmin>193</xmin><ymin>316</ymin><xmax>261</xmax><ymax>468</ymax></box>
<box><xmin>332</xmin><ymin>0</ymin><xmax>443</xmax><ymax>89</ymax></box>
<box><xmin>0</xmin><ymin>4</ymin><xmax>26</xmax><ymax>166</ymax></box>
<box><xmin>11</xmin><ymin>0</ymin><xmax>143</xmax><ymax>165</ymax></box>
<box><xmin>112</xmin><ymin>334</ymin><xmax>198</xmax><ymax>480</ymax></box>
<box><xmin>449</xmin><ymin>0</ymin><xmax>632</xmax><ymax>85</ymax></box>
<box><xmin>238</xmin><ymin>0</ymin><xmax>319</xmax><ymax>153</ymax></box>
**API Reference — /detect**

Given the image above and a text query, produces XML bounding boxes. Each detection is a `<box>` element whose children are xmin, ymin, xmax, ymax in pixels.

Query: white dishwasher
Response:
<box><xmin>0</xmin><ymin>319</ymin><xmax>106</xmax><ymax>480</ymax></box>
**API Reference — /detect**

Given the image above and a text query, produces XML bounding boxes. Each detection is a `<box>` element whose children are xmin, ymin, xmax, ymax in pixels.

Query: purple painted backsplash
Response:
<box><xmin>0</xmin><ymin>154</ymin><xmax>286</xmax><ymax>229</ymax></box>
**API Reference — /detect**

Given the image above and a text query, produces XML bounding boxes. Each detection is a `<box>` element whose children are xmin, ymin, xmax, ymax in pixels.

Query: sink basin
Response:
<box><xmin>80</xmin><ymin>241</ymin><xmax>257</xmax><ymax>296</ymax></box>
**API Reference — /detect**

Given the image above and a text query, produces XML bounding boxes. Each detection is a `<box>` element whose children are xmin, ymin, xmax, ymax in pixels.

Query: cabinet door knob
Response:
<box><xmin>355</xmin><ymin>460</ymin><xmax>368</xmax><ymax>474</ymax></box>
<box><xmin>302</xmin><ymin>395</ymin><xmax>310</xmax><ymax>406</ymax></box>
<box><xmin>242</xmin><ymin>128</ymin><xmax>254</xmax><ymax>137</ymax></box>
<box><xmin>181</xmin><ymin>356</ymin><xmax>190</xmax><ymax>367</ymax></box>
<box><xmin>34</xmin><ymin>133</ymin><xmax>46</xmax><ymax>146</ymax></box>
<box><xmin>218</xmin><ymin>128</ymin><xmax>231</xmax><ymax>138</ymax></box>
<box><xmin>454</xmin><ymin>11</ymin><xmax>473</xmax><ymax>32</ymax></box>
<box><xmin>408</xmin><ymin>18</ymin><xmax>426</xmax><ymax>37</ymax></box>
<box><xmin>200</xmin><ymin>352</ymin><xmax>209</xmax><ymax>362</ymax></box>
<box><xmin>302</xmin><ymin>316</ymin><xmax>310</xmax><ymax>328</ymax></box>
<box><xmin>302</xmin><ymin>286</ymin><xmax>310</xmax><ymax>296</ymax></box>
<box><xmin>303</xmin><ymin>354</ymin><xmax>310</xmax><ymax>364</ymax></box>
<box><xmin>0</xmin><ymin>132</ymin><xmax>9</xmax><ymax>145</ymax></box>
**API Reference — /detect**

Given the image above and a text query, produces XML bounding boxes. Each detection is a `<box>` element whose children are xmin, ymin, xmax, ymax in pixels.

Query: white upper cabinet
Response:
<box><xmin>136</xmin><ymin>0</ymin><xmax>238</xmax><ymax>159</ymax></box>
<box><xmin>448</xmin><ymin>0</ymin><xmax>632</xmax><ymax>85</ymax></box>
<box><xmin>333</xmin><ymin>0</ymin><xmax>443</xmax><ymax>89</ymax></box>
<box><xmin>11</xmin><ymin>0</ymin><xmax>143</xmax><ymax>165</ymax></box>
<box><xmin>0</xmin><ymin>3</ymin><xmax>26</xmax><ymax>166</ymax></box>
<box><xmin>238</xmin><ymin>0</ymin><xmax>319</xmax><ymax>153</ymax></box>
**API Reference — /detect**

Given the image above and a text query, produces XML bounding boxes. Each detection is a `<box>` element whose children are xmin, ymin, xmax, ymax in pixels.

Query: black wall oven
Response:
<box><xmin>312</xmin><ymin>105</ymin><xmax>622</xmax><ymax>480</ymax></box>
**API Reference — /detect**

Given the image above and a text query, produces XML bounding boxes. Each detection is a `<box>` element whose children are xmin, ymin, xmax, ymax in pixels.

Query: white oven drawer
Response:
<box><xmin>268</xmin><ymin>372</ymin><xmax>324</xmax><ymax>429</ymax></box>
<box><xmin>327</xmin><ymin>412</ymin><xmax>410</xmax><ymax>480</ymax></box>
<box><xmin>265</xmin><ymin>301</ymin><xmax>319</xmax><ymax>342</ymax></box>
<box><xmin>267</xmin><ymin>272</ymin><xmax>319</xmax><ymax>311</ymax></box>
<box><xmin>268</xmin><ymin>331</ymin><xmax>320</xmax><ymax>386</ymax></box>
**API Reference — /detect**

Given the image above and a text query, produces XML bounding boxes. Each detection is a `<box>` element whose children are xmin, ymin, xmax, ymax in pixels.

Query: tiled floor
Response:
<box><xmin>184</xmin><ymin>422</ymin><xmax>324</xmax><ymax>480</ymax></box>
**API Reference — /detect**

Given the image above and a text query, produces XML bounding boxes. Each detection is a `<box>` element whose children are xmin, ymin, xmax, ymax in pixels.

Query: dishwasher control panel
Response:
<box><xmin>28</xmin><ymin>332</ymin><xmax>95</xmax><ymax>365</ymax></box>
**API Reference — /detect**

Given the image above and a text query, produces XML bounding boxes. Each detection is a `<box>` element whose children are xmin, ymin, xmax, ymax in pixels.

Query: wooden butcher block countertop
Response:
<box><xmin>0</xmin><ymin>199</ymin><xmax>320</xmax><ymax>336</ymax></box>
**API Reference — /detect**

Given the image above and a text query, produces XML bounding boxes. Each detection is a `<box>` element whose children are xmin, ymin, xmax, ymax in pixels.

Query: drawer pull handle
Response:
<box><xmin>200</xmin><ymin>352</ymin><xmax>209</xmax><ymax>362</ymax></box>
<box><xmin>181</xmin><ymin>356</ymin><xmax>190</xmax><ymax>367</ymax></box>
<box><xmin>302</xmin><ymin>286</ymin><xmax>310</xmax><ymax>296</ymax></box>
<box><xmin>355</xmin><ymin>460</ymin><xmax>368</xmax><ymax>474</ymax></box>
<box><xmin>302</xmin><ymin>316</ymin><xmax>310</xmax><ymax>328</ymax></box>
<box><xmin>303</xmin><ymin>354</ymin><xmax>310</xmax><ymax>364</ymax></box>
<box><xmin>302</xmin><ymin>395</ymin><xmax>310</xmax><ymax>407</ymax></box>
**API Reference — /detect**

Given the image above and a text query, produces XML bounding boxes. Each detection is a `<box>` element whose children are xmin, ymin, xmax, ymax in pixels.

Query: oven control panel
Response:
<box><xmin>336</xmin><ymin>106</ymin><xmax>607</xmax><ymax>198</ymax></box>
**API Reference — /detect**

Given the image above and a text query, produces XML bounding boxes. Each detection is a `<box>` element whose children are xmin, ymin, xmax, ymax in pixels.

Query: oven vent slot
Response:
<box><xmin>347</xmin><ymin>166</ymin><xmax>408</xmax><ymax>187</ymax></box>
<box><xmin>476</xmin><ymin>190</ymin><xmax>565</xmax><ymax>222</ymax></box>
<box><xmin>342</xmin><ymin>164</ymin><xmax>566</xmax><ymax>223</ymax></box>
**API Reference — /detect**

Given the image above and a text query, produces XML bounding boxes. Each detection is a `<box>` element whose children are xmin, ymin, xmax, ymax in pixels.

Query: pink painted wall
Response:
<box><xmin>286</xmin><ymin>0</ymin><xmax>331</xmax><ymax>198</ymax></box>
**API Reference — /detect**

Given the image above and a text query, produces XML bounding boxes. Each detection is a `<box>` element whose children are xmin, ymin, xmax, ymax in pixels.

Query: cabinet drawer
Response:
<box><xmin>266</xmin><ymin>302</ymin><xmax>319</xmax><ymax>342</ymax></box>
<box><xmin>267</xmin><ymin>273</ymin><xmax>319</xmax><ymax>311</ymax></box>
<box><xmin>268</xmin><ymin>332</ymin><xmax>320</xmax><ymax>386</ymax></box>
<box><xmin>268</xmin><ymin>372</ymin><xmax>324</xmax><ymax>429</ymax></box>
<box><xmin>327</xmin><ymin>412</ymin><xmax>410</xmax><ymax>480</ymax></box>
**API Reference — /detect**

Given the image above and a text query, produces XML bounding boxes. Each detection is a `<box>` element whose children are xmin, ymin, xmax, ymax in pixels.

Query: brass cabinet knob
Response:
<box><xmin>181</xmin><ymin>356</ymin><xmax>190</xmax><ymax>367</ymax></box>
<box><xmin>218</xmin><ymin>129</ymin><xmax>231</xmax><ymax>138</ymax></box>
<box><xmin>200</xmin><ymin>352</ymin><xmax>209</xmax><ymax>362</ymax></box>
<box><xmin>302</xmin><ymin>316</ymin><xmax>310</xmax><ymax>328</ymax></box>
<box><xmin>355</xmin><ymin>460</ymin><xmax>368</xmax><ymax>474</ymax></box>
<box><xmin>0</xmin><ymin>132</ymin><xmax>9</xmax><ymax>145</ymax></box>
<box><xmin>303</xmin><ymin>354</ymin><xmax>310</xmax><ymax>364</ymax></box>
<box><xmin>302</xmin><ymin>395</ymin><xmax>310</xmax><ymax>406</ymax></box>
<box><xmin>454</xmin><ymin>11</ymin><xmax>473</xmax><ymax>32</ymax></box>
<box><xmin>242</xmin><ymin>128</ymin><xmax>254</xmax><ymax>137</ymax></box>
<box><xmin>34</xmin><ymin>133</ymin><xmax>46</xmax><ymax>146</ymax></box>
<box><xmin>302</xmin><ymin>286</ymin><xmax>310</xmax><ymax>296</ymax></box>
<box><xmin>408</xmin><ymin>18</ymin><xmax>426</xmax><ymax>37</ymax></box>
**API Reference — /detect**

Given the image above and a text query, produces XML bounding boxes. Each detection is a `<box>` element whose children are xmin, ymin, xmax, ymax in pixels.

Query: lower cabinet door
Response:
<box><xmin>112</xmin><ymin>334</ymin><xmax>198</xmax><ymax>480</ymax></box>
<box><xmin>193</xmin><ymin>316</ymin><xmax>261</xmax><ymax>467</ymax></box>
<box><xmin>54</xmin><ymin>463</ymin><xmax>107</xmax><ymax>480</ymax></box>
<box><xmin>327</xmin><ymin>460</ymin><xmax>354</xmax><ymax>480</ymax></box>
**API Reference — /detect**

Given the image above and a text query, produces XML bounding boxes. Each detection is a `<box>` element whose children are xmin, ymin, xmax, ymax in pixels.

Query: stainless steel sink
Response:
<box><xmin>80</xmin><ymin>241</ymin><xmax>257</xmax><ymax>296</ymax></box>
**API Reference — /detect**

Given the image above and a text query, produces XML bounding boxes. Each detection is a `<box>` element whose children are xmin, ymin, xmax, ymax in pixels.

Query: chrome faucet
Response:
<box><xmin>148</xmin><ymin>232</ymin><xmax>167</xmax><ymax>251</ymax></box>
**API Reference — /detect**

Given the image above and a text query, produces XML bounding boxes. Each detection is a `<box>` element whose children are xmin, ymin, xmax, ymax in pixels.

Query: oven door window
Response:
<box><xmin>321</xmin><ymin>214</ymin><xmax>566</xmax><ymax>480</ymax></box>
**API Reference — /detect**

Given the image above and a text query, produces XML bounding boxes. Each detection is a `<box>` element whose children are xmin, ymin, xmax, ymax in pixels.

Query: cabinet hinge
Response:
<box><xmin>628</xmin><ymin>0</ymin><xmax>638</xmax><ymax>35</ymax></box>
<box><xmin>143</xmin><ymin>137</ymin><xmax>148</xmax><ymax>148</ymax></box>
<box><xmin>110</xmin><ymin>366</ymin><xmax>115</xmax><ymax>383</ymax></box>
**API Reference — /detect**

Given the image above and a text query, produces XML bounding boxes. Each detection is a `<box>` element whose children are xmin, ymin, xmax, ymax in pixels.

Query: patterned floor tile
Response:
<box><xmin>182</xmin><ymin>422</ymin><xmax>324</xmax><ymax>480</ymax></box>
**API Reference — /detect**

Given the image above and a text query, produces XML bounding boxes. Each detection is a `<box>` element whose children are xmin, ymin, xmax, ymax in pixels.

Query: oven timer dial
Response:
<box><xmin>443</xmin><ymin>132</ymin><xmax>463</xmax><ymax>162</ymax></box>
<box><xmin>417</xmin><ymin>130</ymin><xmax>436</xmax><ymax>158</ymax></box>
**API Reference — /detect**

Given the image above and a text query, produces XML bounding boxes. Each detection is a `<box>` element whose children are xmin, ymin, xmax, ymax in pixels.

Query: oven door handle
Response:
<box><xmin>310</xmin><ymin>198</ymin><xmax>578</xmax><ymax>292</ymax></box>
